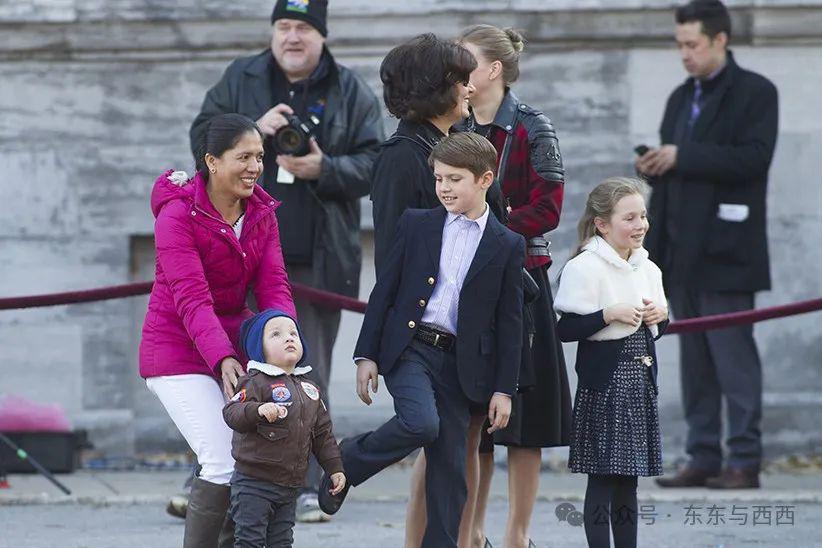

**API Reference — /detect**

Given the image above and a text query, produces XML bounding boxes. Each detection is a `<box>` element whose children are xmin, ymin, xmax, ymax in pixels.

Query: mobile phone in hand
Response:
<box><xmin>634</xmin><ymin>144</ymin><xmax>649</xmax><ymax>156</ymax></box>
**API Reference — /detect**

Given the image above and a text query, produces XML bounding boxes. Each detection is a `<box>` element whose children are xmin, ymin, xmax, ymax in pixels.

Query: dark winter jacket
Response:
<box><xmin>645</xmin><ymin>51</ymin><xmax>778</xmax><ymax>292</ymax></box>
<box><xmin>191</xmin><ymin>48</ymin><xmax>385</xmax><ymax>297</ymax></box>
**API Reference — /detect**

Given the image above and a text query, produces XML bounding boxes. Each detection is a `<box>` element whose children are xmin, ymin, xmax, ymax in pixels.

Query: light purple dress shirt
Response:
<box><xmin>421</xmin><ymin>204</ymin><xmax>490</xmax><ymax>335</ymax></box>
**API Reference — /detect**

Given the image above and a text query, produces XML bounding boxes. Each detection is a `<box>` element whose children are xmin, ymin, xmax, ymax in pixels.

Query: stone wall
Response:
<box><xmin>1</xmin><ymin>0</ymin><xmax>820</xmax><ymax>461</ymax></box>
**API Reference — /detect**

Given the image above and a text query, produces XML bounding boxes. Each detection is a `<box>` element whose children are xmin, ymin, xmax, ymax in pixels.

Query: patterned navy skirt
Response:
<box><xmin>568</xmin><ymin>329</ymin><xmax>662</xmax><ymax>476</ymax></box>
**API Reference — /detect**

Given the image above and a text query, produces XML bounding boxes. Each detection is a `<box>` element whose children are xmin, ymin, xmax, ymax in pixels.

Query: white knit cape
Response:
<box><xmin>554</xmin><ymin>236</ymin><xmax>668</xmax><ymax>341</ymax></box>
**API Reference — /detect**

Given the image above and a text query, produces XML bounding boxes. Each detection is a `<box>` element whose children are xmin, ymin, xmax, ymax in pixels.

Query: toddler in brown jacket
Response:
<box><xmin>224</xmin><ymin>309</ymin><xmax>345</xmax><ymax>547</ymax></box>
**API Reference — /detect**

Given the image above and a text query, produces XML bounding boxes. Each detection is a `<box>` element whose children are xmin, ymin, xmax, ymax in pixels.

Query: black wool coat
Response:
<box><xmin>645</xmin><ymin>51</ymin><xmax>778</xmax><ymax>293</ymax></box>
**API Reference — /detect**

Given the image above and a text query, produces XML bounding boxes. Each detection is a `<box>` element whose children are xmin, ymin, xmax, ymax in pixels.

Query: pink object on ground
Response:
<box><xmin>0</xmin><ymin>395</ymin><xmax>72</xmax><ymax>432</ymax></box>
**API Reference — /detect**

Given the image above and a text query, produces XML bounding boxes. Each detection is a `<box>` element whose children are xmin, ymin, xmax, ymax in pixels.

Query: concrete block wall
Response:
<box><xmin>1</xmin><ymin>0</ymin><xmax>820</xmax><ymax>462</ymax></box>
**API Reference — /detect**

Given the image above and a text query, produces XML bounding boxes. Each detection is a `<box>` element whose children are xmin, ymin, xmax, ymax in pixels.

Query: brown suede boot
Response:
<box><xmin>217</xmin><ymin>512</ymin><xmax>235</xmax><ymax>548</ymax></box>
<box><xmin>183</xmin><ymin>478</ymin><xmax>230</xmax><ymax>548</ymax></box>
<box><xmin>655</xmin><ymin>466</ymin><xmax>720</xmax><ymax>488</ymax></box>
<box><xmin>705</xmin><ymin>467</ymin><xmax>760</xmax><ymax>489</ymax></box>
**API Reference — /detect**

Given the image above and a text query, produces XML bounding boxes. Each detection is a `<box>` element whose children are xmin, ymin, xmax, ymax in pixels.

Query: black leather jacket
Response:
<box><xmin>190</xmin><ymin>48</ymin><xmax>385</xmax><ymax>297</ymax></box>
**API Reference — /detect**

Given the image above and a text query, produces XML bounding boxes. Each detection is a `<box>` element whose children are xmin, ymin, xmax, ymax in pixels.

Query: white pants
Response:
<box><xmin>146</xmin><ymin>374</ymin><xmax>235</xmax><ymax>485</ymax></box>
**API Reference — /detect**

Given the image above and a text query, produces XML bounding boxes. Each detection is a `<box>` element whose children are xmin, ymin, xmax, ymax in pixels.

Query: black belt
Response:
<box><xmin>414</xmin><ymin>324</ymin><xmax>456</xmax><ymax>352</ymax></box>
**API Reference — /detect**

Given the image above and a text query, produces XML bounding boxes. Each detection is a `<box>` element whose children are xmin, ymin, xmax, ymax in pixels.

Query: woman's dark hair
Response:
<box><xmin>195</xmin><ymin>113</ymin><xmax>263</xmax><ymax>179</ymax></box>
<box><xmin>380</xmin><ymin>33</ymin><xmax>477</xmax><ymax>122</ymax></box>
<box><xmin>675</xmin><ymin>0</ymin><xmax>732</xmax><ymax>41</ymax></box>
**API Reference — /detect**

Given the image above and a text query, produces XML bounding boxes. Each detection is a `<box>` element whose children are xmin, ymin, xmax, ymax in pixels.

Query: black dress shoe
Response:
<box><xmin>655</xmin><ymin>466</ymin><xmax>720</xmax><ymax>488</ymax></box>
<box><xmin>317</xmin><ymin>472</ymin><xmax>350</xmax><ymax>515</ymax></box>
<box><xmin>705</xmin><ymin>467</ymin><xmax>760</xmax><ymax>489</ymax></box>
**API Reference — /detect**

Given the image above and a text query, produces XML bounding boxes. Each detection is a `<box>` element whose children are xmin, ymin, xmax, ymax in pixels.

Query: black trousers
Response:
<box><xmin>229</xmin><ymin>472</ymin><xmax>299</xmax><ymax>548</ymax></box>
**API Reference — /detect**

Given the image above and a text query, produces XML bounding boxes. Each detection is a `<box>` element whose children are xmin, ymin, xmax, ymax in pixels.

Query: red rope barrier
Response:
<box><xmin>665</xmin><ymin>297</ymin><xmax>822</xmax><ymax>334</ymax></box>
<box><xmin>291</xmin><ymin>284</ymin><xmax>367</xmax><ymax>314</ymax></box>
<box><xmin>0</xmin><ymin>281</ymin><xmax>819</xmax><ymax>334</ymax></box>
<box><xmin>0</xmin><ymin>281</ymin><xmax>366</xmax><ymax>313</ymax></box>
<box><xmin>0</xmin><ymin>282</ymin><xmax>154</xmax><ymax>310</ymax></box>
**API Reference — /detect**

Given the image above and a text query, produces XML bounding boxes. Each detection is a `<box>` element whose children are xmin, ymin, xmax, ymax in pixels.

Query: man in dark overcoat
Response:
<box><xmin>637</xmin><ymin>0</ymin><xmax>778</xmax><ymax>489</ymax></box>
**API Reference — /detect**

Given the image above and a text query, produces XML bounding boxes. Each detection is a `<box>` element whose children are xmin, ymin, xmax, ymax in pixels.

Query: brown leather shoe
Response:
<box><xmin>705</xmin><ymin>467</ymin><xmax>760</xmax><ymax>489</ymax></box>
<box><xmin>655</xmin><ymin>466</ymin><xmax>719</xmax><ymax>488</ymax></box>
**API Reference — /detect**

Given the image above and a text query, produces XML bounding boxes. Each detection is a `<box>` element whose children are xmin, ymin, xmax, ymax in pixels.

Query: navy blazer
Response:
<box><xmin>354</xmin><ymin>206</ymin><xmax>525</xmax><ymax>403</ymax></box>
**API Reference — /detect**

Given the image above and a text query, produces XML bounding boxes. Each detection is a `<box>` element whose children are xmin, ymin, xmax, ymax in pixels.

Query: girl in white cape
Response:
<box><xmin>554</xmin><ymin>177</ymin><xmax>668</xmax><ymax>548</ymax></box>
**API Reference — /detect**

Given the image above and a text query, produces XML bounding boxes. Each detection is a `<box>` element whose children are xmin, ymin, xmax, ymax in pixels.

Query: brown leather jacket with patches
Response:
<box><xmin>223</xmin><ymin>361</ymin><xmax>343</xmax><ymax>487</ymax></box>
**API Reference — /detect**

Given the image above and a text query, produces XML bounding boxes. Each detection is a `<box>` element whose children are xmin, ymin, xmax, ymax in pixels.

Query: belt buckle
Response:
<box><xmin>434</xmin><ymin>333</ymin><xmax>440</xmax><ymax>347</ymax></box>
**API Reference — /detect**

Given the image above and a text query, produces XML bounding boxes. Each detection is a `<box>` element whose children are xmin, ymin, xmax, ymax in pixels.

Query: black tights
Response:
<box><xmin>583</xmin><ymin>474</ymin><xmax>638</xmax><ymax>548</ymax></box>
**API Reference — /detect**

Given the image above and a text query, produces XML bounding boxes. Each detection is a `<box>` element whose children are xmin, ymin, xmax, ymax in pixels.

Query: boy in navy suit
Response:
<box><xmin>318</xmin><ymin>133</ymin><xmax>525</xmax><ymax>547</ymax></box>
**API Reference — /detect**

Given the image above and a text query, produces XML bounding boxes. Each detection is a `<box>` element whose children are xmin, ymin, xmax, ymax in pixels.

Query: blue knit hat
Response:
<box><xmin>240</xmin><ymin>309</ymin><xmax>308</xmax><ymax>367</ymax></box>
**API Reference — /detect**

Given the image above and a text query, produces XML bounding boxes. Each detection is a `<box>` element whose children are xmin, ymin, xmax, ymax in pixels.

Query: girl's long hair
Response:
<box><xmin>571</xmin><ymin>177</ymin><xmax>650</xmax><ymax>259</ymax></box>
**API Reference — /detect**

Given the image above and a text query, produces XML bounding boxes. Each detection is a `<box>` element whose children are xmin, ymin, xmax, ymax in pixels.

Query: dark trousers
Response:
<box><xmin>290</xmin><ymin>265</ymin><xmax>342</xmax><ymax>493</ymax></box>
<box><xmin>229</xmin><ymin>472</ymin><xmax>299</xmax><ymax>548</ymax></box>
<box><xmin>342</xmin><ymin>340</ymin><xmax>471</xmax><ymax>548</ymax></box>
<box><xmin>669</xmin><ymin>287</ymin><xmax>763</xmax><ymax>470</ymax></box>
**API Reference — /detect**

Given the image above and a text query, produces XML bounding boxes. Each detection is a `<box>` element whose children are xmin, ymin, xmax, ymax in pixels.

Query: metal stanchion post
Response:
<box><xmin>0</xmin><ymin>433</ymin><xmax>71</xmax><ymax>495</ymax></box>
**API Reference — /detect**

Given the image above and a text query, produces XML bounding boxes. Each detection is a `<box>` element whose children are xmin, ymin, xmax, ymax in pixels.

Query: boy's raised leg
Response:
<box><xmin>341</xmin><ymin>343</ymin><xmax>440</xmax><ymax>487</ymax></box>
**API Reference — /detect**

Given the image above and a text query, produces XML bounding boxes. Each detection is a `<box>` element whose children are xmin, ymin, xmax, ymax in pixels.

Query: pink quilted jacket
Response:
<box><xmin>139</xmin><ymin>170</ymin><xmax>296</xmax><ymax>379</ymax></box>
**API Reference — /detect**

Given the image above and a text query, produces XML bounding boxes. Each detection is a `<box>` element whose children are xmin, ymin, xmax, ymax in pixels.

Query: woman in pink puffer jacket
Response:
<box><xmin>139</xmin><ymin>114</ymin><xmax>295</xmax><ymax>547</ymax></box>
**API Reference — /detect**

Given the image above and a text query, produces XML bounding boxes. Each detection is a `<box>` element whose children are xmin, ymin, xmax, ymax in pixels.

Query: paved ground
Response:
<box><xmin>2</xmin><ymin>466</ymin><xmax>821</xmax><ymax>547</ymax></box>
<box><xmin>2</xmin><ymin>499</ymin><xmax>820</xmax><ymax>547</ymax></box>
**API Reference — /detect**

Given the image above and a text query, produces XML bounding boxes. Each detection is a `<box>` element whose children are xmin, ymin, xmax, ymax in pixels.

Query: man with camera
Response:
<box><xmin>190</xmin><ymin>0</ymin><xmax>384</xmax><ymax>521</ymax></box>
<box><xmin>637</xmin><ymin>0</ymin><xmax>778</xmax><ymax>490</ymax></box>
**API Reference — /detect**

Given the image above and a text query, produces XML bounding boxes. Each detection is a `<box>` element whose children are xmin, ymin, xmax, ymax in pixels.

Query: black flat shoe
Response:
<box><xmin>317</xmin><ymin>472</ymin><xmax>350</xmax><ymax>515</ymax></box>
<box><xmin>529</xmin><ymin>540</ymin><xmax>536</xmax><ymax>548</ymax></box>
<box><xmin>484</xmin><ymin>539</ymin><xmax>493</xmax><ymax>548</ymax></box>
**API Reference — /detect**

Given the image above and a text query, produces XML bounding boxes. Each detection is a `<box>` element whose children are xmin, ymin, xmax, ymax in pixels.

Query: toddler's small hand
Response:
<box><xmin>329</xmin><ymin>472</ymin><xmax>347</xmax><ymax>495</ymax></box>
<box><xmin>258</xmin><ymin>402</ymin><xmax>282</xmax><ymax>423</ymax></box>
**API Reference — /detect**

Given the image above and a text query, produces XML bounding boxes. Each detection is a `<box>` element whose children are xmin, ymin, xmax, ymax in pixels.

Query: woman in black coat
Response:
<box><xmin>371</xmin><ymin>33</ymin><xmax>504</xmax><ymax>276</ymax></box>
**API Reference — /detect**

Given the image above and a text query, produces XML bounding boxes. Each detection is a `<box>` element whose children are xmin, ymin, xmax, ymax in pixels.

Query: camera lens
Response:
<box><xmin>275</xmin><ymin>127</ymin><xmax>302</xmax><ymax>154</ymax></box>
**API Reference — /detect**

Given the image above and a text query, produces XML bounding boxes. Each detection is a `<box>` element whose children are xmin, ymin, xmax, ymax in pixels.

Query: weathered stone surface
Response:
<box><xmin>1</xmin><ymin>1</ymin><xmax>820</xmax><ymax>460</ymax></box>
<box><xmin>0</xmin><ymin>324</ymin><xmax>83</xmax><ymax>415</ymax></box>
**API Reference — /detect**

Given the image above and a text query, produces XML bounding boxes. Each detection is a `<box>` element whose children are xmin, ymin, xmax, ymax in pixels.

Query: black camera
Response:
<box><xmin>271</xmin><ymin>114</ymin><xmax>320</xmax><ymax>156</ymax></box>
